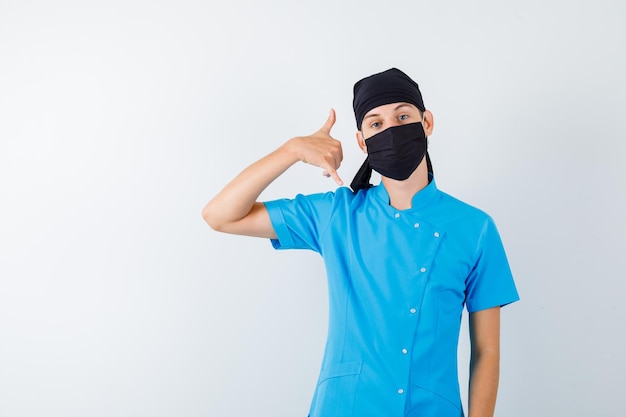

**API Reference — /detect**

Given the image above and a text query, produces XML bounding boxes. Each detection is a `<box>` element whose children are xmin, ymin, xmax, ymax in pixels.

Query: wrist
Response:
<box><xmin>281</xmin><ymin>137</ymin><xmax>304</xmax><ymax>163</ymax></box>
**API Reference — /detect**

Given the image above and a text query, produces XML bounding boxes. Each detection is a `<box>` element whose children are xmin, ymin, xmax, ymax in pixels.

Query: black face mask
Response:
<box><xmin>350</xmin><ymin>122</ymin><xmax>428</xmax><ymax>192</ymax></box>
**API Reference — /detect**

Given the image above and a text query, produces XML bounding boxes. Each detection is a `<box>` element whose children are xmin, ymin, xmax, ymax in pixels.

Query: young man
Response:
<box><xmin>203</xmin><ymin>68</ymin><xmax>519</xmax><ymax>417</ymax></box>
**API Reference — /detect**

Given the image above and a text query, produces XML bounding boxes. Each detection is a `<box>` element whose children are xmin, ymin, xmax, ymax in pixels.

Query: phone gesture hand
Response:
<box><xmin>293</xmin><ymin>109</ymin><xmax>344</xmax><ymax>185</ymax></box>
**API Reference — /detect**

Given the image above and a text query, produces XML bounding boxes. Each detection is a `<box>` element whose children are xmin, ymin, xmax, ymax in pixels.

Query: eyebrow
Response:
<box><xmin>363</xmin><ymin>103</ymin><xmax>414</xmax><ymax>120</ymax></box>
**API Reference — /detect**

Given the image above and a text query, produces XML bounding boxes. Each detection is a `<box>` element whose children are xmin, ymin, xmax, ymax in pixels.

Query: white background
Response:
<box><xmin>1</xmin><ymin>0</ymin><xmax>625</xmax><ymax>416</ymax></box>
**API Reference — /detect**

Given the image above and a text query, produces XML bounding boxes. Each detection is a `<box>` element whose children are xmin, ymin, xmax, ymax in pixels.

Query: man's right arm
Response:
<box><xmin>201</xmin><ymin>109</ymin><xmax>344</xmax><ymax>239</ymax></box>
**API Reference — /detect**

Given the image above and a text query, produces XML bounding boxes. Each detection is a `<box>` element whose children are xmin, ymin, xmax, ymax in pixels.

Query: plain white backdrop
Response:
<box><xmin>1</xmin><ymin>0</ymin><xmax>625</xmax><ymax>416</ymax></box>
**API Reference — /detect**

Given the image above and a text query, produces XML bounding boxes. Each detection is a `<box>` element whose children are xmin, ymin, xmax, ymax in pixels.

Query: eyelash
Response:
<box><xmin>370</xmin><ymin>114</ymin><xmax>409</xmax><ymax>129</ymax></box>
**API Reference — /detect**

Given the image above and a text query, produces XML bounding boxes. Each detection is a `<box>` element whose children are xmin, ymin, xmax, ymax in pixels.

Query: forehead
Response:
<box><xmin>363</xmin><ymin>102</ymin><xmax>420</xmax><ymax>118</ymax></box>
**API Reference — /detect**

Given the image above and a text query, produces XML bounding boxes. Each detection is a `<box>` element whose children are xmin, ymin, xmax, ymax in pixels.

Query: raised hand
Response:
<box><xmin>203</xmin><ymin>109</ymin><xmax>345</xmax><ymax>238</ymax></box>
<box><xmin>288</xmin><ymin>109</ymin><xmax>344</xmax><ymax>185</ymax></box>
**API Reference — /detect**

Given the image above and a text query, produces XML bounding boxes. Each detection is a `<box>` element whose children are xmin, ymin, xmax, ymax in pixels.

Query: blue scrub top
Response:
<box><xmin>264</xmin><ymin>178</ymin><xmax>519</xmax><ymax>417</ymax></box>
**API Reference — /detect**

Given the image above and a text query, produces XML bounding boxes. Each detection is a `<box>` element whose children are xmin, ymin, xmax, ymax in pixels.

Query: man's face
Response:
<box><xmin>356</xmin><ymin>102</ymin><xmax>433</xmax><ymax>153</ymax></box>
<box><xmin>360</xmin><ymin>102</ymin><xmax>423</xmax><ymax>139</ymax></box>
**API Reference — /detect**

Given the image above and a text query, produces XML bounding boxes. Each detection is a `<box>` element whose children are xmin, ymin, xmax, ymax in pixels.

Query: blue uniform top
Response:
<box><xmin>264</xmin><ymin>178</ymin><xmax>519</xmax><ymax>417</ymax></box>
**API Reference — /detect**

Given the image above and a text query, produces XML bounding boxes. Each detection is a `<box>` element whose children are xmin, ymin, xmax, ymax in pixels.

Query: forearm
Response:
<box><xmin>202</xmin><ymin>109</ymin><xmax>342</xmax><ymax>237</ymax></box>
<box><xmin>468</xmin><ymin>350</ymin><xmax>499</xmax><ymax>417</ymax></box>
<box><xmin>202</xmin><ymin>140</ymin><xmax>299</xmax><ymax>230</ymax></box>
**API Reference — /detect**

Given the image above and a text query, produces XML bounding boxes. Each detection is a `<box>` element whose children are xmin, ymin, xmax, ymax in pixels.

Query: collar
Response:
<box><xmin>372</xmin><ymin>175</ymin><xmax>439</xmax><ymax>212</ymax></box>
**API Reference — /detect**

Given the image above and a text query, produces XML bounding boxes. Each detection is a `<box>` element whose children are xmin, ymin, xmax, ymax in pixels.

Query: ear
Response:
<box><xmin>423</xmin><ymin>110</ymin><xmax>434</xmax><ymax>136</ymax></box>
<box><xmin>356</xmin><ymin>130</ymin><xmax>367</xmax><ymax>154</ymax></box>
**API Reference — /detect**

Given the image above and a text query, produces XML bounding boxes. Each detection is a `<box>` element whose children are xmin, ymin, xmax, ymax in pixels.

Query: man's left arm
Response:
<box><xmin>468</xmin><ymin>306</ymin><xmax>501</xmax><ymax>417</ymax></box>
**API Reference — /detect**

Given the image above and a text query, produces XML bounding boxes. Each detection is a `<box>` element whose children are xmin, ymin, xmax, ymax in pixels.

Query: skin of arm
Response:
<box><xmin>468</xmin><ymin>306</ymin><xmax>501</xmax><ymax>417</ymax></box>
<box><xmin>202</xmin><ymin>109</ymin><xmax>343</xmax><ymax>239</ymax></box>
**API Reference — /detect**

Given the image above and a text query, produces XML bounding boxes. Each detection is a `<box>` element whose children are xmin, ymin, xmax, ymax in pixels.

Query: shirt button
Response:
<box><xmin>410</xmin><ymin>308</ymin><xmax>417</xmax><ymax>314</ymax></box>
<box><xmin>420</xmin><ymin>267</ymin><xmax>427</xmax><ymax>273</ymax></box>
<box><xmin>434</xmin><ymin>232</ymin><xmax>440</xmax><ymax>238</ymax></box>
<box><xmin>414</xmin><ymin>222</ymin><xmax>420</xmax><ymax>228</ymax></box>
<box><xmin>401</xmin><ymin>348</ymin><xmax>408</xmax><ymax>354</ymax></box>
<box><xmin>394</xmin><ymin>213</ymin><xmax>400</xmax><ymax>219</ymax></box>
<box><xmin>397</xmin><ymin>388</ymin><xmax>404</xmax><ymax>395</ymax></box>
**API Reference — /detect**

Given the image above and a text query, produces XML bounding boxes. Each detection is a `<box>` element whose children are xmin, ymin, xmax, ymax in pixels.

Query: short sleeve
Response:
<box><xmin>264</xmin><ymin>191</ymin><xmax>336</xmax><ymax>253</ymax></box>
<box><xmin>465</xmin><ymin>217</ymin><xmax>520</xmax><ymax>312</ymax></box>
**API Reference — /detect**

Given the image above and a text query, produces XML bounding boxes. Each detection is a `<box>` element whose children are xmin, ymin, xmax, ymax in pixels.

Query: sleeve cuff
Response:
<box><xmin>264</xmin><ymin>200</ymin><xmax>295</xmax><ymax>250</ymax></box>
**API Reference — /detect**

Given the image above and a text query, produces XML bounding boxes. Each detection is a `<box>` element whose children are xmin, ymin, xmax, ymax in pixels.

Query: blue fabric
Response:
<box><xmin>264</xmin><ymin>178</ymin><xmax>519</xmax><ymax>417</ymax></box>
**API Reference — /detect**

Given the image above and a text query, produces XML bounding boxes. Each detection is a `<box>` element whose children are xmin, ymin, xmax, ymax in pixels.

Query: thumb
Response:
<box><xmin>320</xmin><ymin>108</ymin><xmax>336</xmax><ymax>134</ymax></box>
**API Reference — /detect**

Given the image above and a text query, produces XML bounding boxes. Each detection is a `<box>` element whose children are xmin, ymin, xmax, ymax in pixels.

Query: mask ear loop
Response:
<box><xmin>422</xmin><ymin>110</ymin><xmax>434</xmax><ymax>177</ymax></box>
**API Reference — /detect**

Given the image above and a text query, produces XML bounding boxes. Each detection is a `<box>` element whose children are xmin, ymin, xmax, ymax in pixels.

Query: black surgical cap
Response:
<box><xmin>353</xmin><ymin>68</ymin><xmax>425</xmax><ymax>130</ymax></box>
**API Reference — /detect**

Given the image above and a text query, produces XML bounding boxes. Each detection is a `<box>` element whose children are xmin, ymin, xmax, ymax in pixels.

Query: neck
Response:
<box><xmin>381</xmin><ymin>162</ymin><xmax>429</xmax><ymax>210</ymax></box>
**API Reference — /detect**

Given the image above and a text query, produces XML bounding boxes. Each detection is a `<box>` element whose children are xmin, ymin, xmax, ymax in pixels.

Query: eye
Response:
<box><xmin>370</xmin><ymin>121</ymin><xmax>381</xmax><ymax>129</ymax></box>
<box><xmin>398</xmin><ymin>114</ymin><xmax>409</xmax><ymax>121</ymax></box>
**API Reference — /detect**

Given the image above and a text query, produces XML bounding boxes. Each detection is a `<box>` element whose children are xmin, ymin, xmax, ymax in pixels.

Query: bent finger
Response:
<box><xmin>334</xmin><ymin>145</ymin><xmax>344</xmax><ymax>168</ymax></box>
